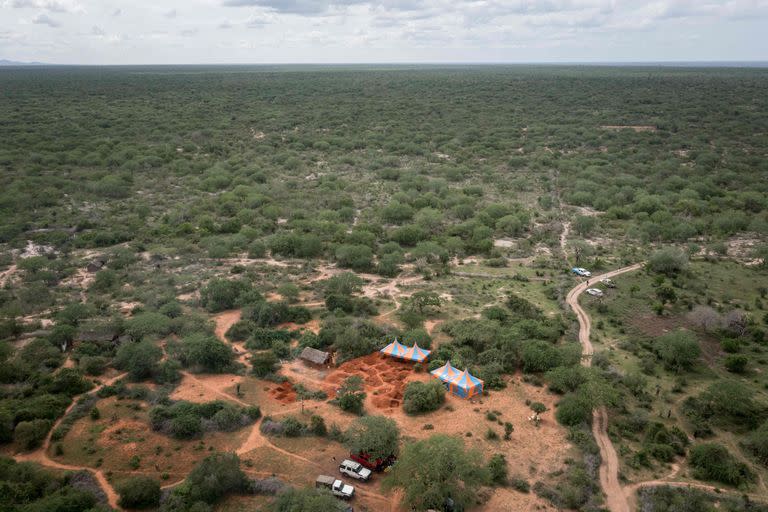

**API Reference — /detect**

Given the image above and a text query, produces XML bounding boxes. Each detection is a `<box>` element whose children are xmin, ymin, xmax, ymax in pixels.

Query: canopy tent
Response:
<box><xmin>430</xmin><ymin>360</ymin><xmax>461</xmax><ymax>383</ymax></box>
<box><xmin>380</xmin><ymin>339</ymin><xmax>408</xmax><ymax>359</ymax></box>
<box><xmin>402</xmin><ymin>343</ymin><xmax>431</xmax><ymax>363</ymax></box>
<box><xmin>448</xmin><ymin>369</ymin><xmax>484</xmax><ymax>399</ymax></box>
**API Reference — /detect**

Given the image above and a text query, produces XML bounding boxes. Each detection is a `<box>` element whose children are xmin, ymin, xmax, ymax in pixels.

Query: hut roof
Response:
<box><xmin>299</xmin><ymin>346</ymin><xmax>330</xmax><ymax>365</ymax></box>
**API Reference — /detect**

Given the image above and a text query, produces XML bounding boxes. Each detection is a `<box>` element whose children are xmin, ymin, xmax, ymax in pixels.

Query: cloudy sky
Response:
<box><xmin>1</xmin><ymin>0</ymin><xmax>767</xmax><ymax>64</ymax></box>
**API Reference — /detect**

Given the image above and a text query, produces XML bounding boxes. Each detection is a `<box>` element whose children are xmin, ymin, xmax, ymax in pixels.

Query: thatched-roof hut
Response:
<box><xmin>299</xmin><ymin>347</ymin><xmax>330</xmax><ymax>366</ymax></box>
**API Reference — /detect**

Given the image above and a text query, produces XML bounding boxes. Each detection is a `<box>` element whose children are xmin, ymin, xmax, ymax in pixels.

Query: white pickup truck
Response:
<box><xmin>316</xmin><ymin>475</ymin><xmax>355</xmax><ymax>499</ymax></box>
<box><xmin>339</xmin><ymin>459</ymin><xmax>372</xmax><ymax>481</ymax></box>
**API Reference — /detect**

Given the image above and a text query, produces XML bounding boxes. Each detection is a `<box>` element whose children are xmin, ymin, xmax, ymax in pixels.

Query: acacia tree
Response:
<box><xmin>654</xmin><ymin>330</ymin><xmax>701</xmax><ymax>372</ymax></box>
<box><xmin>345</xmin><ymin>415</ymin><xmax>400</xmax><ymax>461</ymax></box>
<box><xmin>409</xmin><ymin>291</ymin><xmax>441</xmax><ymax>314</ymax></box>
<box><xmin>384</xmin><ymin>434</ymin><xmax>487</xmax><ymax>511</ymax></box>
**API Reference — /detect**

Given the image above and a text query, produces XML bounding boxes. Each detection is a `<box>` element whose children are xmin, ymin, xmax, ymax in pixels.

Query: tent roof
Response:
<box><xmin>450</xmin><ymin>369</ymin><xmax>483</xmax><ymax>389</ymax></box>
<box><xmin>430</xmin><ymin>360</ymin><xmax>460</xmax><ymax>380</ymax></box>
<box><xmin>403</xmin><ymin>343</ymin><xmax>431</xmax><ymax>362</ymax></box>
<box><xmin>380</xmin><ymin>338</ymin><xmax>408</xmax><ymax>357</ymax></box>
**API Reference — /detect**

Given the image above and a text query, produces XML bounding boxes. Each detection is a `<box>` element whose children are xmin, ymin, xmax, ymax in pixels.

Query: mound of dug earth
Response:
<box><xmin>325</xmin><ymin>353</ymin><xmax>422</xmax><ymax>410</ymax></box>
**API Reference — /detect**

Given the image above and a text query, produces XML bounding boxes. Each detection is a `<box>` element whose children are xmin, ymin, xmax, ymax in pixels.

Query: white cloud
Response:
<box><xmin>32</xmin><ymin>13</ymin><xmax>60</xmax><ymax>27</ymax></box>
<box><xmin>0</xmin><ymin>0</ymin><xmax>766</xmax><ymax>63</ymax></box>
<box><xmin>10</xmin><ymin>0</ymin><xmax>83</xmax><ymax>13</ymax></box>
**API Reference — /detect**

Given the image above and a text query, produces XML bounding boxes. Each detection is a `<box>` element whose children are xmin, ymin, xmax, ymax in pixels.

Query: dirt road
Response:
<box><xmin>14</xmin><ymin>371</ymin><xmax>129</xmax><ymax>510</ymax></box>
<box><xmin>566</xmin><ymin>264</ymin><xmax>642</xmax><ymax>512</ymax></box>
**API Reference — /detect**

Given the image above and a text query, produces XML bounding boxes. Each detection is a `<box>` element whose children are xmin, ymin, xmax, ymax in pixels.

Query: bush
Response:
<box><xmin>170</xmin><ymin>414</ymin><xmax>202</xmax><ymax>439</ymax></box>
<box><xmin>185</xmin><ymin>452</ymin><xmax>248</xmax><ymax>504</ymax></box>
<box><xmin>744</xmin><ymin>420</ymin><xmax>768</xmax><ymax>466</ymax></box>
<box><xmin>403</xmin><ymin>380</ymin><xmax>445</xmax><ymax>415</ymax></box>
<box><xmin>251</xmin><ymin>350</ymin><xmax>279</xmax><ymax>378</ymax></box>
<box><xmin>689</xmin><ymin>443</ymin><xmax>755</xmax><ymax>486</ymax></box>
<box><xmin>201</xmin><ymin>279</ymin><xmax>251</xmax><ymax>312</ymax></box>
<box><xmin>310</xmin><ymin>415</ymin><xmax>327</xmax><ymax>437</ymax></box>
<box><xmin>114</xmin><ymin>340</ymin><xmax>162</xmax><ymax>380</ymax></box>
<box><xmin>124</xmin><ymin>312</ymin><xmax>172</xmax><ymax>341</ymax></box>
<box><xmin>487</xmin><ymin>453</ymin><xmax>508</xmax><ymax>485</ymax></box>
<box><xmin>335</xmin><ymin>244</ymin><xmax>374</xmax><ymax>271</ymax></box>
<box><xmin>345</xmin><ymin>416</ymin><xmax>400</xmax><ymax>462</ymax></box>
<box><xmin>654</xmin><ymin>330</ymin><xmax>701</xmax><ymax>372</ymax></box>
<box><xmin>724</xmin><ymin>354</ymin><xmax>748</xmax><ymax>373</ymax></box>
<box><xmin>555</xmin><ymin>393</ymin><xmax>592</xmax><ymax>427</ymax></box>
<box><xmin>267</xmin><ymin>487</ymin><xmax>346</xmax><ymax>511</ymax></box>
<box><xmin>648</xmin><ymin>247</ymin><xmax>689</xmax><ymax>276</ymax></box>
<box><xmin>283</xmin><ymin>417</ymin><xmax>305</xmax><ymax>437</ymax></box>
<box><xmin>14</xmin><ymin>419</ymin><xmax>52</xmax><ymax>450</ymax></box>
<box><xmin>117</xmin><ymin>476</ymin><xmax>161</xmax><ymax>509</ymax></box>
<box><xmin>175</xmin><ymin>334</ymin><xmax>234</xmax><ymax>372</ymax></box>
<box><xmin>510</xmin><ymin>477</ymin><xmax>530</xmax><ymax>493</ymax></box>
<box><xmin>335</xmin><ymin>376</ymin><xmax>366</xmax><ymax>415</ymax></box>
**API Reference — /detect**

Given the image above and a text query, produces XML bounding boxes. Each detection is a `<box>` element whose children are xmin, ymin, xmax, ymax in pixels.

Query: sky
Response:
<box><xmin>1</xmin><ymin>0</ymin><xmax>767</xmax><ymax>64</ymax></box>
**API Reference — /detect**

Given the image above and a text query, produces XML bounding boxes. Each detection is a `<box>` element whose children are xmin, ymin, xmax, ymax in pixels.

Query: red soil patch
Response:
<box><xmin>269</xmin><ymin>381</ymin><xmax>297</xmax><ymax>404</ymax></box>
<box><xmin>325</xmin><ymin>353</ymin><xmax>424</xmax><ymax>411</ymax></box>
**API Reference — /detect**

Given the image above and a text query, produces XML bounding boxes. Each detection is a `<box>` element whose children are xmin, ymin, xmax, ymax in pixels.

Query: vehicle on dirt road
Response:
<box><xmin>339</xmin><ymin>459</ymin><xmax>372</xmax><ymax>481</ymax></box>
<box><xmin>351</xmin><ymin>452</ymin><xmax>396</xmax><ymax>471</ymax></box>
<box><xmin>572</xmin><ymin>267</ymin><xmax>591</xmax><ymax>277</ymax></box>
<box><xmin>316</xmin><ymin>475</ymin><xmax>355</xmax><ymax>499</ymax></box>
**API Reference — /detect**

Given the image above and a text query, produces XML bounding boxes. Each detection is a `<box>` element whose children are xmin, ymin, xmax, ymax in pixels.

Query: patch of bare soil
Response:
<box><xmin>176</xmin><ymin>290</ymin><xmax>199</xmax><ymax>302</ymax></box>
<box><xmin>600</xmin><ymin>125</ymin><xmax>657</xmax><ymax>132</ymax></box>
<box><xmin>325</xmin><ymin>354</ymin><xmax>428</xmax><ymax>411</ymax></box>
<box><xmin>629</xmin><ymin>314</ymin><xmax>687</xmax><ymax>338</ymax></box>
<box><xmin>59</xmin><ymin>268</ymin><xmax>94</xmax><ymax>303</ymax></box>
<box><xmin>269</xmin><ymin>381</ymin><xmax>298</xmax><ymax>404</ymax></box>
<box><xmin>20</xmin><ymin>240</ymin><xmax>56</xmax><ymax>258</ymax></box>
<box><xmin>170</xmin><ymin>373</ymin><xmax>245</xmax><ymax>404</ymax></box>
<box><xmin>493</xmin><ymin>239</ymin><xmax>516</xmax><ymax>248</ymax></box>
<box><xmin>0</xmin><ymin>264</ymin><xmax>17</xmax><ymax>287</ymax></box>
<box><xmin>726</xmin><ymin>234</ymin><xmax>763</xmax><ymax>265</ymax></box>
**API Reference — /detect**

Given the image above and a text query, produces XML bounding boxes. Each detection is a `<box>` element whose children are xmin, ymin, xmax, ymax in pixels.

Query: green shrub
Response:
<box><xmin>310</xmin><ymin>415</ymin><xmax>327</xmax><ymax>436</ymax></box>
<box><xmin>487</xmin><ymin>453</ymin><xmax>508</xmax><ymax>485</ymax></box>
<box><xmin>403</xmin><ymin>380</ymin><xmax>445</xmax><ymax>415</ymax></box>
<box><xmin>201</xmin><ymin>279</ymin><xmax>251</xmax><ymax>312</ymax></box>
<box><xmin>689</xmin><ymin>443</ymin><xmax>755</xmax><ymax>486</ymax></box>
<box><xmin>510</xmin><ymin>477</ymin><xmax>530</xmax><ymax>493</ymax></box>
<box><xmin>251</xmin><ymin>350</ymin><xmax>279</xmax><ymax>377</ymax></box>
<box><xmin>555</xmin><ymin>393</ymin><xmax>592</xmax><ymax>427</ymax></box>
<box><xmin>14</xmin><ymin>419</ymin><xmax>52</xmax><ymax>450</ymax></box>
<box><xmin>654</xmin><ymin>330</ymin><xmax>701</xmax><ymax>372</ymax></box>
<box><xmin>117</xmin><ymin>476</ymin><xmax>161</xmax><ymax>509</ymax></box>
<box><xmin>724</xmin><ymin>354</ymin><xmax>748</xmax><ymax>373</ymax></box>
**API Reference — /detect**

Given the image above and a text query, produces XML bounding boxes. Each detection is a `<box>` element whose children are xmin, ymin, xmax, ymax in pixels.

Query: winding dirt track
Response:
<box><xmin>566</xmin><ymin>264</ymin><xmax>642</xmax><ymax>512</ymax></box>
<box><xmin>14</xmin><ymin>372</ymin><xmax>129</xmax><ymax>510</ymax></box>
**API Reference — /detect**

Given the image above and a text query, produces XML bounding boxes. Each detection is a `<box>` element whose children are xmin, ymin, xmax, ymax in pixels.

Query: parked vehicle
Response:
<box><xmin>339</xmin><ymin>459</ymin><xmax>372</xmax><ymax>481</ymax></box>
<box><xmin>350</xmin><ymin>452</ymin><xmax>396</xmax><ymax>472</ymax></box>
<box><xmin>571</xmin><ymin>267</ymin><xmax>591</xmax><ymax>277</ymax></box>
<box><xmin>586</xmin><ymin>288</ymin><xmax>604</xmax><ymax>297</ymax></box>
<box><xmin>316</xmin><ymin>475</ymin><xmax>355</xmax><ymax>499</ymax></box>
<box><xmin>601</xmin><ymin>278</ymin><xmax>616</xmax><ymax>288</ymax></box>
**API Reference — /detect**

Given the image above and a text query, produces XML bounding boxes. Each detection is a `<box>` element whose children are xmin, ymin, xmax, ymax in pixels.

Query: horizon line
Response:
<box><xmin>2</xmin><ymin>59</ymin><xmax>768</xmax><ymax>68</ymax></box>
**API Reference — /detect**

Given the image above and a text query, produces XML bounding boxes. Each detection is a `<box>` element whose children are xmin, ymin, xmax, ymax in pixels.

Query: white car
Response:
<box><xmin>316</xmin><ymin>475</ymin><xmax>355</xmax><ymax>499</ymax></box>
<box><xmin>601</xmin><ymin>278</ymin><xmax>616</xmax><ymax>288</ymax></box>
<box><xmin>339</xmin><ymin>459</ymin><xmax>372</xmax><ymax>481</ymax></box>
<box><xmin>572</xmin><ymin>267</ymin><xmax>591</xmax><ymax>277</ymax></box>
<box><xmin>586</xmin><ymin>288</ymin><xmax>604</xmax><ymax>297</ymax></box>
